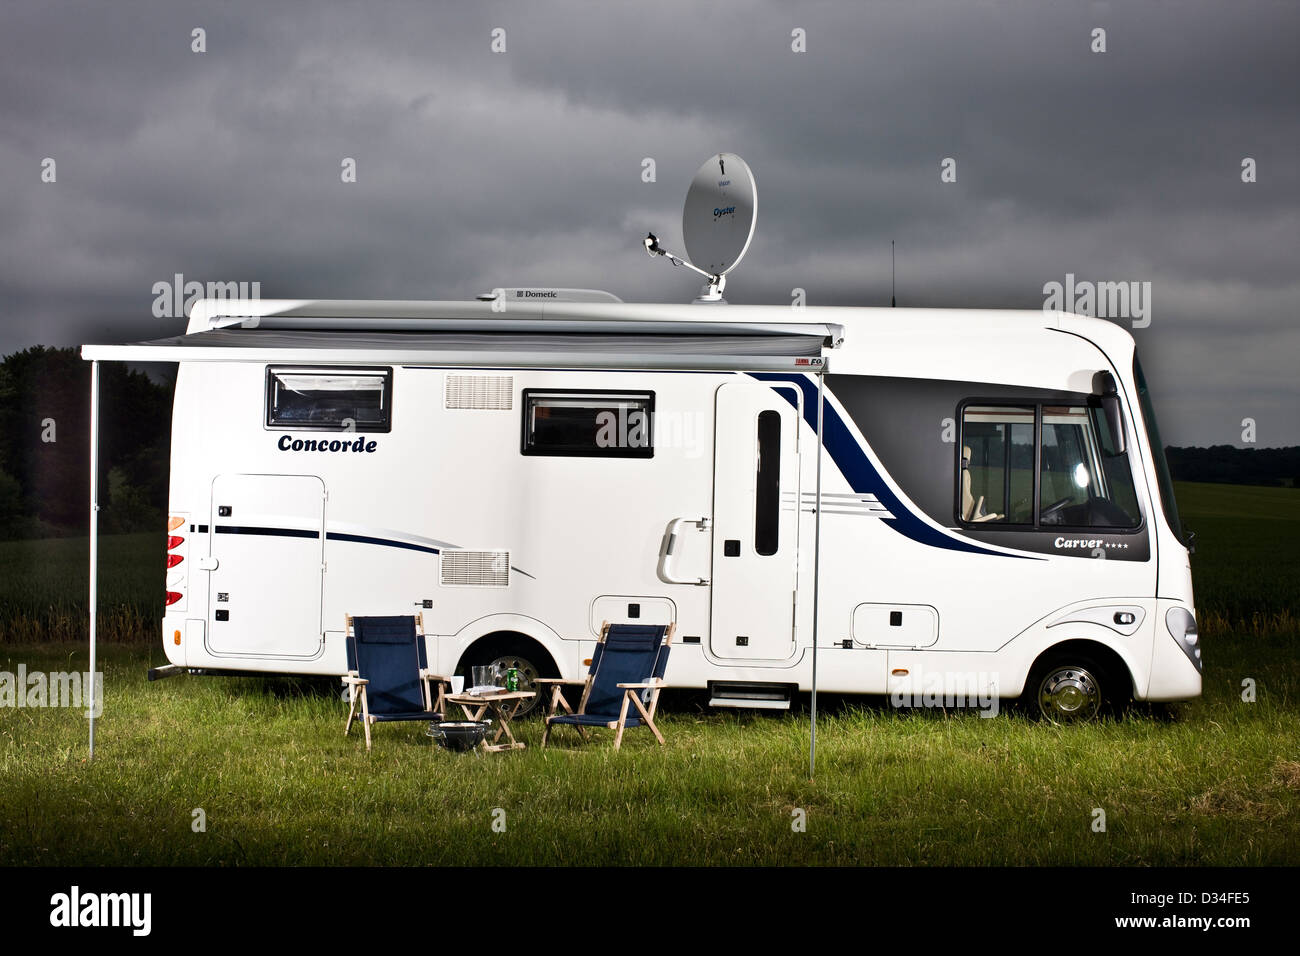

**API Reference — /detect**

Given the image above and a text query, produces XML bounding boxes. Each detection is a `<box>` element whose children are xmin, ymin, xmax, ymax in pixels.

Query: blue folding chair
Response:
<box><xmin>539</xmin><ymin>622</ymin><xmax>674</xmax><ymax>750</ymax></box>
<box><xmin>343</xmin><ymin>613</ymin><xmax>450</xmax><ymax>750</ymax></box>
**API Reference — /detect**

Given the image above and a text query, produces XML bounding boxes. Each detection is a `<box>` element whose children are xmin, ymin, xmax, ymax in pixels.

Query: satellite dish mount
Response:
<box><xmin>643</xmin><ymin>152</ymin><xmax>757</xmax><ymax>303</ymax></box>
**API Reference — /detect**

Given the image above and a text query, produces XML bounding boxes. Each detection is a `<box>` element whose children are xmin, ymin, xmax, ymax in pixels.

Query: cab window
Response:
<box><xmin>960</xmin><ymin>402</ymin><xmax>1140</xmax><ymax>529</ymax></box>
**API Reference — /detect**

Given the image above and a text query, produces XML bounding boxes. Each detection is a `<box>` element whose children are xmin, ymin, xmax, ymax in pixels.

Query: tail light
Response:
<box><xmin>165</xmin><ymin>515</ymin><xmax>189</xmax><ymax>613</ymax></box>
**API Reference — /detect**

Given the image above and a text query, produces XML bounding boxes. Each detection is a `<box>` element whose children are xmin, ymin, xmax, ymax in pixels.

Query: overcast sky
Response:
<box><xmin>1</xmin><ymin>0</ymin><xmax>1295</xmax><ymax>445</ymax></box>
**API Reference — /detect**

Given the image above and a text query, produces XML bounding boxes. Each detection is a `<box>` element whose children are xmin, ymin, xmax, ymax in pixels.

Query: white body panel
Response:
<box><xmin>155</xmin><ymin>305</ymin><xmax>1200</xmax><ymax>707</ymax></box>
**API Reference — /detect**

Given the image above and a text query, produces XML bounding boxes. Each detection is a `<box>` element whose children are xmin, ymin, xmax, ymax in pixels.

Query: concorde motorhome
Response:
<box><xmin>81</xmin><ymin>295</ymin><xmax>1202</xmax><ymax>720</ymax></box>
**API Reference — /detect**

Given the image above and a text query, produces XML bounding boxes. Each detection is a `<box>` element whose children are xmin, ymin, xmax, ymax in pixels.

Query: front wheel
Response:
<box><xmin>1026</xmin><ymin>653</ymin><xmax>1125</xmax><ymax>722</ymax></box>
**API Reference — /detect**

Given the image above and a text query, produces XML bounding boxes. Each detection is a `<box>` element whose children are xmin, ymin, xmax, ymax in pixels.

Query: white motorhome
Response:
<box><xmin>82</xmin><ymin>293</ymin><xmax>1202</xmax><ymax>720</ymax></box>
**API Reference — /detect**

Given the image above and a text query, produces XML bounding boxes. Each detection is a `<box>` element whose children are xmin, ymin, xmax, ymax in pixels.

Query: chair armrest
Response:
<box><xmin>418</xmin><ymin>670</ymin><xmax>452</xmax><ymax>684</ymax></box>
<box><xmin>616</xmin><ymin>679</ymin><xmax>665</xmax><ymax>690</ymax></box>
<box><xmin>341</xmin><ymin>675</ymin><xmax>368</xmax><ymax>686</ymax></box>
<box><xmin>534</xmin><ymin>678</ymin><xmax>586</xmax><ymax>686</ymax></box>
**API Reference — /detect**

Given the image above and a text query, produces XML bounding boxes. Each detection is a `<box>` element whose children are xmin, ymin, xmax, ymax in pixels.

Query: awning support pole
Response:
<box><xmin>809</xmin><ymin>370</ymin><xmax>824</xmax><ymax>779</ymax></box>
<box><xmin>88</xmin><ymin>360</ymin><xmax>99</xmax><ymax>760</ymax></box>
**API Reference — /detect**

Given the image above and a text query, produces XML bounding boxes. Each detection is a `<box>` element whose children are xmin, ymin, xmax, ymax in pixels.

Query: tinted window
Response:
<box><xmin>1134</xmin><ymin>357</ymin><xmax>1184</xmax><ymax>542</ymax></box>
<box><xmin>961</xmin><ymin>402</ymin><xmax>1141</xmax><ymax>530</ymax></box>
<box><xmin>1039</xmin><ymin>406</ymin><xmax>1139</xmax><ymax>528</ymax></box>
<box><xmin>267</xmin><ymin>367</ymin><xmax>392</xmax><ymax>432</ymax></box>
<box><xmin>754</xmin><ymin>410</ymin><xmax>781</xmax><ymax>555</ymax></box>
<box><xmin>961</xmin><ymin>406</ymin><xmax>1034</xmax><ymax>524</ymax></box>
<box><xmin>522</xmin><ymin>390</ymin><xmax>654</xmax><ymax>458</ymax></box>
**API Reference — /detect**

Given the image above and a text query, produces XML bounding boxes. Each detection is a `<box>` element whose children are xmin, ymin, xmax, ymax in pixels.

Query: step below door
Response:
<box><xmin>207</xmin><ymin>474</ymin><xmax>325</xmax><ymax>658</ymax></box>
<box><xmin>710</xmin><ymin>381</ymin><xmax>800</xmax><ymax>661</ymax></box>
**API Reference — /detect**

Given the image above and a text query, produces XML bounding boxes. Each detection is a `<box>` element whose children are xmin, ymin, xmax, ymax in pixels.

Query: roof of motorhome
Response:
<box><xmin>81</xmin><ymin>298</ymin><xmax>1130</xmax><ymax>376</ymax></box>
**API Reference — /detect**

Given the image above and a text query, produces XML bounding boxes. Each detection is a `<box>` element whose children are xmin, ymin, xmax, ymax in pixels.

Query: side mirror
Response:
<box><xmin>1101</xmin><ymin>394</ymin><xmax>1126</xmax><ymax>455</ymax></box>
<box><xmin>1093</xmin><ymin>371</ymin><xmax>1127</xmax><ymax>456</ymax></box>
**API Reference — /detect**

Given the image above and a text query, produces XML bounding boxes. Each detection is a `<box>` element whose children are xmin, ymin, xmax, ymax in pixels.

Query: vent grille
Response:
<box><xmin>440</xmin><ymin>550</ymin><xmax>511</xmax><ymax>587</ymax></box>
<box><xmin>445</xmin><ymin>375</ymin><xmax>513</xmax><ymax>410</ymax></box>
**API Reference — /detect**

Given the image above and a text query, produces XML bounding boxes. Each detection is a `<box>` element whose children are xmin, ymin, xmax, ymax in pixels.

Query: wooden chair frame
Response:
<box><xmin>343</xmin><ymin>612</ymin><xmax>451</xmax><ymax>751</ymax></box>
<box><xmin>539</xmin><ymin>621</ymin><xmax>674</xmax><ymax>750</ymax></box>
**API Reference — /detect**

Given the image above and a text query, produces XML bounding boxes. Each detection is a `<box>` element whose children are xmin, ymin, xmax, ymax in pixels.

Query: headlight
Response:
<box><xmin>1166</xmin><ymin>607</ymin><xmax>1202</xmax><ymax>673</ymax></box>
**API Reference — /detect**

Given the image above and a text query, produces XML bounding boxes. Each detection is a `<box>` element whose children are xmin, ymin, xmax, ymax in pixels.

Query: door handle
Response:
<box><xmin>657</xmin><ymin>517</ymin><xmax>710</xmax><ymax>586</ymax></box>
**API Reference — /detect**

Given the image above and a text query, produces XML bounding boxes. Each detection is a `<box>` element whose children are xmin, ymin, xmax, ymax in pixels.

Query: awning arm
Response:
<box><xmin>809</xmin><ymin>370</ymin><xmax>824</xmax><ymax>779</ymax></box>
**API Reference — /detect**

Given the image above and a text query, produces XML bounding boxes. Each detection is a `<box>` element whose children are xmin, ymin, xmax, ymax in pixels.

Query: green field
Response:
<box><xmin>1172</xmin><ymin>482</ymin><xmax>1300</xmax><ymax>631</ymax></box>
<box><xmin>0</xmin><ymin>481</ymin><xmax>1296</xmax><ymax>865</ymax></box>
<box><xmin>0</xmin><ymin>533</ymin><xmax>160</xmax><ymax>644</ymax></box>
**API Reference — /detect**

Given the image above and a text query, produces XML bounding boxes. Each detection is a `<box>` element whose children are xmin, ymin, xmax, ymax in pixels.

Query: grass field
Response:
<box><xmin>1171</xmin><ymin>482</ymin><xmax>1300</xmax><ymax>633</ymax></box>
<box><xmin>0</xmin><ymin>533</ymin><xmax>159</xmax><ymax>644</ymax></box>
<box><xmin>0</xmin><ymin>481</ymin><xmax>1296</xmax><ymax>866</ymax></box>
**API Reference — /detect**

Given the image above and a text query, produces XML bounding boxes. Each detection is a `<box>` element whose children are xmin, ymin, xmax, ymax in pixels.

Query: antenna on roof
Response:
<box><xmin>891</xmin><ymin>240</ymin><xmax>896</xmax><ymax>307</ymax></box>
<box><xmin>643</xmin><ymin>152</ymin><xmax>758</xmax><ymax>303</ymax></box>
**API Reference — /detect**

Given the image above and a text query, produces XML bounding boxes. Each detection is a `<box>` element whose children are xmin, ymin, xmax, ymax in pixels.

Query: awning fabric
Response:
<box><xmin>82</xmin><ymin>315</ymin><xmax>838</xmax><ymax>372</ymax></box>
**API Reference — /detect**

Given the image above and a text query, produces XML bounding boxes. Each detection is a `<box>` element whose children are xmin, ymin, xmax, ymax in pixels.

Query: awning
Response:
<box><xmin>79</xmin><ymin>300</ymin><xmax>834</xmax><ymax>769</ymax></box>
<box><xmin>80</xmin><ymin>299</ymin><xmax>841</xmax><ymax>372</ymax></box>
<box><xmin>83</xmin><ymin>327</ymin><xmax>829</xmax><ymax>371</ymax></box>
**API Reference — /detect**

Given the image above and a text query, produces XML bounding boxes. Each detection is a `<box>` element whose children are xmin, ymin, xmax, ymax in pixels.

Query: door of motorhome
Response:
<box><xmin>710</xmin><ymin>381</ymin><xmax>802</xmax><ymax>662</ymax></box>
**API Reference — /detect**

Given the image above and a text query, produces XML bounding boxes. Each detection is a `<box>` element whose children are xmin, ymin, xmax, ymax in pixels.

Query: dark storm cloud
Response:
<box><xmin>0</xmin><ymin>0</ymin><xmax>1296</xmax><ymax>444</ymax></box>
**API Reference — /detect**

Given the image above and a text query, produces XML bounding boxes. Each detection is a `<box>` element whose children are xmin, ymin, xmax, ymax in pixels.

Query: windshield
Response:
<box><xmin>1133</xmin><ymin>356</ymin><xmax>1185</xmax><ymax>544</ymax></box>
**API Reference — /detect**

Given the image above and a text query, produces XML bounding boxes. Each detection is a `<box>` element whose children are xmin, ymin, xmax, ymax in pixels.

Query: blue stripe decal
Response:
<box><xmin>327</xmin><ymin>532</ymin><xmax>440</xmax><ymax>555</ymax></box>
<box><xmin>215</xmin><ymin>525</ymin><xmax>441</xmax><ymax>555</ymax></box>
<box><xmin>216</xmin><ymin>525</ymin><xmax>318</xmax><ymax>540</ymax></box>
<box><xmin>751</xmin><ymin>373</ymin><xmax>1030</xmax><ymax>559</ymax></box>
<box><xmin>213</xmin><ymin>525</ymin><xmax>536</xmax><ymax>576</ymax></box>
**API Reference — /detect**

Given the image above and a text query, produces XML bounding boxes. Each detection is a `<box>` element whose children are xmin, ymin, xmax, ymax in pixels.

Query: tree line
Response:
<box><xmin>1164</xmin><ymin>445</ymin><xmax>1300</xmax><ymax>488</ymax></box>
<box><xmin>0</xmin><ymin>346</ymin><xmax>170</xmax><ymax>539</ymax></box>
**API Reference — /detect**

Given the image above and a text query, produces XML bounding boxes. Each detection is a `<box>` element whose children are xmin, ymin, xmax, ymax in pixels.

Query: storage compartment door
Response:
<box><xmin>206</xmin><ymin>474</ymin><xmax>325</xmax><ymax>658</ymax></box>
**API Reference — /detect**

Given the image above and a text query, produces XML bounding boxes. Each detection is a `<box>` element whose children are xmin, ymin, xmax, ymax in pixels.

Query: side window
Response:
<box><xmin>521</xmin><ymin>390</ymin><xmax>654</xmax><ymax>458</ymax></box>
<box><xmin>1040</xmin><ymin>406</ymin><xmax>1140</xmax><ymax>528</ymax></box>
<box><xmin>754</xmin><ymin>410</ymin><xmax>782</xmax><ymax>555</ymax></box>
<box><xmin>1040</xmin><ymin>406</ymin><xmax>1093</xmax><ymax>516</ymax></box>
<box><xmin>961</xmin><ymin>402</ymin><xmax>1141</xmax><ymax>530</ymax></box>
<box><xmin>960</xmin><ymin>406</ymin><xmax>1034</xmax><ymax>523</ymax></box>
<box><xmin>266</xmin><ymin>367</ymin><xmax>392</xmax><ymax>432</ymax></box>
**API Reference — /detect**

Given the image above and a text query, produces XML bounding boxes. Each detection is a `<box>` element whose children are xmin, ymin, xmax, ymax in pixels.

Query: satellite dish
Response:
<box><xmin>682</xmin><ymin>153</ymin><xmax>757</xmax><ymax>277</ymax></box>
<box><xmin>642</xmin><ymin>152</ymin><xmax>758</xmax><ymax>301</ymax></box>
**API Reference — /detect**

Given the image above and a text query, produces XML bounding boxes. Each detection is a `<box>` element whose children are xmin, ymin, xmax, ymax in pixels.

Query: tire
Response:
<box><xmin>1025</xmin><ymin>652</ymin><xmax>1124</xmax><ymax>722</ymax></box>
